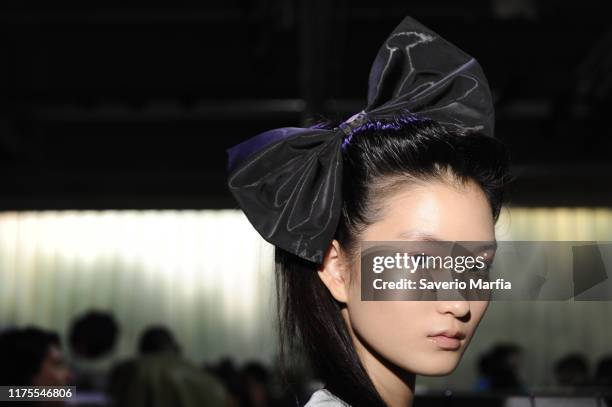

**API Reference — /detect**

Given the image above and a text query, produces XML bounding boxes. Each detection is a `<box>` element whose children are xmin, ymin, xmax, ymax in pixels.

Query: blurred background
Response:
<box><xmin>1</xmin><ymin>0</ymin><xmax>612</xmax><ymax>406</ymax></box>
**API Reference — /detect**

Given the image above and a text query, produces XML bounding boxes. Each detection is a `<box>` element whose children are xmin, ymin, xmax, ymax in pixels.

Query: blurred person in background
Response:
<box><xmin>206</xmin><ymin>357</ymin><xmax>242</xmax><ymax>405</ymax></box>
<box><xmin>0</xmin><ymin>327</ymin><xmax>72</xmax><ymax>386</ymax></box>
<box><xmin>238</xmin><ymin>361</ymin><xmax>280</xmax><ymax>407</ymax></box>
<box><xmin>594</xmin><ymin>355</ymin><xmax>612</xmax><ymax>388</ymax></box>
<box><xmin>69</xmin><ymin>310</ymin><xmax>119</xmax><ymax>392</ymax></box>
<box><xmin>0</xmin><ymin>327</ymin><xmax>72</xmax><ymax>407</ymax></box>
<box><xmin>475</xmin><ymin>344</ymin><xmax>525</xmax><ymax>392</ymax></box>
<box><xmin>554</xmin><ymin>353</ymin><xmax>590</xmax><ymax>387</ymax></box>
<box><xmin>107</xmin><ymin>325</ymin><xmax>228</xmax><ymax>407</ymax></box>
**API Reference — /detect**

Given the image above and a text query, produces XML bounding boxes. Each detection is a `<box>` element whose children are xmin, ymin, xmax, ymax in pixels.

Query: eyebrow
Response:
<box><xmin>397</xmin><ymin>230</ymin><xmax>498</xmax><ymax>252</ymax></box>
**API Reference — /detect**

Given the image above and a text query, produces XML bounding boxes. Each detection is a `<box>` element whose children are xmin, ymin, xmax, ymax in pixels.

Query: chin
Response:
<box><xmin>404</xmin><ymin>354</ymin><xmax>462</xmax><ymax>377</ymax></box>
<box><xmin>417</xmin><ymin>364</ymin><xmax>459</xmax><ymax>377</ymax></box>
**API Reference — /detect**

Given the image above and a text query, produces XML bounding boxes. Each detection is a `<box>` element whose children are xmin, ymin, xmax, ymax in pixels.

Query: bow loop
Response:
<box><xmin>228</xmin><ymin>128</ymin><xmax>344</xmax><ymax>263</ymax></box>
<box><xmin>365</xmin><ymin>16</ymin><xmax>494</xmax><ymax>137</ymax></box>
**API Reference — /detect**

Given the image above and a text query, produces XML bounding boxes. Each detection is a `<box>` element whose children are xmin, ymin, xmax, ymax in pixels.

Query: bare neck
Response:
<box><xmin>342</xmin><ymin>309</ymin><xmax>416</xmax><ymax>407</ymax></box>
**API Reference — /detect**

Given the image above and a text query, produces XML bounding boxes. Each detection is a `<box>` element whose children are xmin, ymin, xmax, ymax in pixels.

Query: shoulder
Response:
<box><xmin>304</xmin><ymin>389</ymin><xmax>351</xmax><ymax>407</ymax></box>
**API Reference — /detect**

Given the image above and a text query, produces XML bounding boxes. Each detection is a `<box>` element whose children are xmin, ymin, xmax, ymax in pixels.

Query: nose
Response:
<box><xmin>436</xmin><ymin>300</ymin><xmax>470</xmax><ymax>319</ymax></box>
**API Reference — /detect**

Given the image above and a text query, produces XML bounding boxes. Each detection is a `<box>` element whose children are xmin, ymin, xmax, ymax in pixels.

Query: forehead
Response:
<box><xmin>361</xmin><ymin>179</ymin><xmax>496</xmax><ymax>242</ymax></box>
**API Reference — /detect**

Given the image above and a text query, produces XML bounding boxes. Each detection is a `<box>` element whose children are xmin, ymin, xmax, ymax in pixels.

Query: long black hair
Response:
<box><xmin>276</xmin><ymin>114</ymin><xmax>510</xmax><ymax>407</ymax></box>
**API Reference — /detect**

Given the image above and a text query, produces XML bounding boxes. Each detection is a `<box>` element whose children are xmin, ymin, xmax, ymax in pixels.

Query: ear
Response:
<box><xmin>317</xmin><ymin>239</ymin><xmax>350</xmax><ymax>303</ymax></box>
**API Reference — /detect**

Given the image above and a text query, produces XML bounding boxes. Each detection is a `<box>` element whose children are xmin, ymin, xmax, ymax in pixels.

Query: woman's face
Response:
<box><xmin>331</xmin><ymin>178</ymin><xmax>496</xmax><ymax>376</ymax></box>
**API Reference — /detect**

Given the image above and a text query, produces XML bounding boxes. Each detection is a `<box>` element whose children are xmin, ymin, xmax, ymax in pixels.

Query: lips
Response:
<box><xmin>427</xmin><ymin>329</ymin><xmax>466</xmax><ymax>350</ymax></box>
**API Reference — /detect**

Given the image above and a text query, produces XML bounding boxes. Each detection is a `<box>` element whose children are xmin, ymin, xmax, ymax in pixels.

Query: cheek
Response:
<box><xmin>346</xmin><ymin>285</ymin><xmax>439</xmax><ymax>374</ymax></box>
<box><xmin>345</xmin><ymin>283</ymin><xmax>489</xmax><ymax>376</ymax></box>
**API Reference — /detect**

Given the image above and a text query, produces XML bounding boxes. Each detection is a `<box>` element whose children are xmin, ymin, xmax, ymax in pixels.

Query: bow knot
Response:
<box><xmin>337</xmin><ymin>111</ymin><xmax>369</xmax><ymax>136</ymax></box>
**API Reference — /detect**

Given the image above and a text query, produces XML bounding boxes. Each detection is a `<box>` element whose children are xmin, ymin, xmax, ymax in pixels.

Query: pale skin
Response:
<box><xmin>317</xmin><ymin>177</ymin><xmax>496</xmax><ymax>407</ymax></box>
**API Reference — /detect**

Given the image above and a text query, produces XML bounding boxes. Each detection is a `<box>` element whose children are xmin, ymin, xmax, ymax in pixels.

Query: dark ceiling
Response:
<box><xmin>1</xmin><ymin>0</ymin><xmax>611</xmax><ymax>210</ymax></box>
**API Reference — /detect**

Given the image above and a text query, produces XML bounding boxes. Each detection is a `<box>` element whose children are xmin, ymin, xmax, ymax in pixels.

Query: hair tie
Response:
<box><xmin>227</xmin><ymin>16</ymin><xmax>495</xmax><ymax>263</ymax></box>
<box><xmin>338</xmin><ymin>111</ymin><xmax>369</xmax><ymax>136</ymax></box>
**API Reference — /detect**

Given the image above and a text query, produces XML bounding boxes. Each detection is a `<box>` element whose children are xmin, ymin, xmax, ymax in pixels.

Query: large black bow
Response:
<box><xmin>227</xmin><ymin>16</ymin><xmax>494</xmax><ymax>264</ymax></box>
